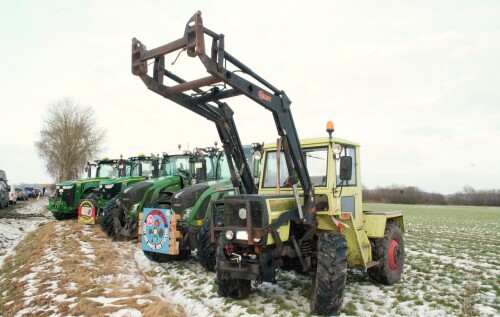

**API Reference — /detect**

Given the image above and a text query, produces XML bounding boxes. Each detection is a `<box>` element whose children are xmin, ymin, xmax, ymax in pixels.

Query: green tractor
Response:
<box><xmin>49</xmin><ymin>158</ymin><xmax>122</xmax><ymax>220</ymax></box>
<box><xmin>94</xmin><ymin>154</ymin><xmax>161</xmax><ymax>218</ymax></box>
<box><xmin>100</xmin><ymin>151</ymin><xmax>198</xmax><ymax>239</ymax></box>
<box><xmin>141</xmin><ymin>144</ymin><xmax>262</xmax><ymax>269</ymax></box>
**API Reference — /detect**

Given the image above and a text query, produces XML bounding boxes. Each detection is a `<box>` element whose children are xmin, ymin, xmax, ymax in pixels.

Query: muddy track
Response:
<box><xmin>0</xmin><ymin>198</ymin><xmax>51</xmax><ymax>219</ymax></box>
<box><xmin>0</xmin><ymin>210</ymin><xmax>50</xmax><ymax>219</ymax></box>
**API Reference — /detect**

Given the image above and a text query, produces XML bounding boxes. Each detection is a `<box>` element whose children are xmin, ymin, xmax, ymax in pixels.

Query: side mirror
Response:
<box><xmin>339</xmin><ymin>156</ymin><xmax>352</xmax><ymax>180</ymax></box>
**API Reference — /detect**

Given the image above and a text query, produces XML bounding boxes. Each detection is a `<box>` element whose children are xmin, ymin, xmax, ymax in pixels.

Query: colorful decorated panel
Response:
<box><xmin>142</xmin><ymin>208</ymin><xmax>177</xmax><ymax>254</ymax></box>
<box><xmin>78</xmin><ymin>200</ymin><xmax>96</xmax><ymax>225</ymax></box>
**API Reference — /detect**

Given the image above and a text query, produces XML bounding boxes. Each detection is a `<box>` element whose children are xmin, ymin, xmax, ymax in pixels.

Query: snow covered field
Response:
<box><xmin>0</xmin><ymin>198</ymin><xmax>52</xmax><ymax>267</ymax></box>
<box><xmin>1</xmin><ymin>202</ymin><xmax>498</xmax><ymax>316</ymax></box>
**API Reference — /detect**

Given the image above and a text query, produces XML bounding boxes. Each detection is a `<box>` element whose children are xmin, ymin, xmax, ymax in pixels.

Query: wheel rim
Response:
<box><xmin>388</xmin><ymin>239</ymin><xmax>400</xmax><ymax>270</ymax></box>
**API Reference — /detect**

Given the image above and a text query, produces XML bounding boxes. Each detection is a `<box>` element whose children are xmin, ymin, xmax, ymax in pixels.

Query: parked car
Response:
<box><xmin>15</xmin><ymin>187</ymin><xmax>28</xmax><ymax>201</ymax></box>
<box><xmin>24</xmin><ymin>187</ymin><xmax>36</xmax><ymax>198</ymax></box>
<box><xmin>0</xmin><ymin>181</ymin><xmax>9</xmax><ymax>208</ymax></box>
<box><xmin>9</xmin><ymin>187</ymin><xmax>17</xmax><ymax>205</ymax></box>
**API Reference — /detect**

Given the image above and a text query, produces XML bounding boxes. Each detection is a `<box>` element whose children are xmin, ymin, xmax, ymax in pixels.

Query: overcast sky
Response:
<box><xmin>0</xmin><ymin>1</ymin><xmax>499</xmax><ymax>194</ymax></box>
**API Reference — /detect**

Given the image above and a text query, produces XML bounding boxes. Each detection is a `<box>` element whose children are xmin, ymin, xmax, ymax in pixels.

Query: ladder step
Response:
<box><xmin>366</xmin><ymin>261</ymin><xmax>379</xmax><ymax>268</ymax></box>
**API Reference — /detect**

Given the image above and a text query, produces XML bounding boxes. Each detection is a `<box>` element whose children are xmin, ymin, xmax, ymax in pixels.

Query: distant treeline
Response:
<box><xmin>363</xmin><ymin>185</ymin><xmax>500</xmax><ymax>206</ymax></box>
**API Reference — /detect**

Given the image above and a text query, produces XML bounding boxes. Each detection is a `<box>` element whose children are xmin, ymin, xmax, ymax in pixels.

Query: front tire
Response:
<box><xmin>310</xmin><ymin>232</ymin><xmax>347</xmax><ymax>316</ymax></box>
<box><xmin>196</xmin><ymin>219</ymin><xmax>217</xmax><ymax>271</ymax></box>
<box><xmin>100</xmin><ymin>197</ymin><xmax>121</xmax><ymax>238</ymax></box>
<box><xmin>367</xmin><ymin>222</ymin><xmax>405</xmax><ymax>285</ymax></box>
<box><xmin>53</xmin><ymin>212</ymin><xmax>66</xmax><ymax>220</ymax></box>
<box><xmin>215</xmin><ymin>235</ymin><xmax>251</xmax><ymax>299</ymax></box>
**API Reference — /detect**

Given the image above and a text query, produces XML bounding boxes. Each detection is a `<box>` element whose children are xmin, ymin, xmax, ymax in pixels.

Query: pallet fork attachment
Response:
<box><xmin>132</xmin><ymin>11</ymin><xmax>315</xmax><ymax>224</ymax></box>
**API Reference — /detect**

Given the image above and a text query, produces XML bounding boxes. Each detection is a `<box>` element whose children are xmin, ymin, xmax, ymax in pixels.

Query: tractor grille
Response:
<box><xmin>61</xmin><ymin>187</ymin><xmax>75</xmax><ymax>207</ymax></box>
<box><xmin>225</xmin><ymin>200</ymin><xmax>263</xmax><ymax>228</ymax></box>
<box><xmin>101</xmin><ymin>183</ymin><xmax>122</xmax><ymax>200</ymax></box>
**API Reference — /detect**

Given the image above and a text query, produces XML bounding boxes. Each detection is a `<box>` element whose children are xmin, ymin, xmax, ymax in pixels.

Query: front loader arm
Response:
<box><xmin>132</xmin><ymin>38</ymin><xmax>254</xmax><ymax>194</ymax></box>
<box><xmin>131</xmin><ymin>11</ymin><xmax>315</xmax><ymax>224</ymax></box>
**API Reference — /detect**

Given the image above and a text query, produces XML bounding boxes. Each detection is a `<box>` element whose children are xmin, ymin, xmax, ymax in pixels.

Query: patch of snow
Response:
<box><xmin>0</xmin><ymin>199</ymin><xmax>51</xmax><ymax>267</ymax></box>
<box><xmin>109</xmin><ymin>308</ymin><xmax>142</xmax><ymax>317</ymax></box>
<box><xmin>86</xmin><ymin>296</ymin><xmax>128</xmax><ymax>306</ymax></box>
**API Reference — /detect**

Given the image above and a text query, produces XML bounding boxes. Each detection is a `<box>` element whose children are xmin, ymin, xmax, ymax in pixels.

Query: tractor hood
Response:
<box><xmin>56</xmin><ymin>177</ymin><xmax>109</xmax><ymax>187</ymax></box>
<box><xmin>170</xmin><ymin>179</ymin><xmax>234</xmax><ymax>213</ymax></box>
<box><xmin>99</xmin><ymin>176</ymin><xmax>146</xmax><ymax>186</ymax></box>
<box><xmin>171</xmin><ymin>183</ymin><xmax>210</xmax><ymax>213</ymax></box>
<box><xmin>120</xmin><ymin>175</ymin><xmax>182</xmax><ymax>210</ymax></box>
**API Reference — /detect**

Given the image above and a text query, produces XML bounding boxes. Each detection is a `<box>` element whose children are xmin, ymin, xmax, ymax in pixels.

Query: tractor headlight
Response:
<box><xmin>253</xmin><ymin>150</ymin><xmax>262</xmax><ymax>161</ymax></box>
<box><xmin>131</xmin><ymin>203</ymin><xmax>140</xmax><ymax>214</ymax></box>
<box><xmin>181</xmin><ymin>208</ymin><xmax>192</xmax><ymax>220</ymax></box>
<box><xmin>238</xmin><ymin>208</ymin><xmax>247</xmax><ymax>220</ymax></box>
<box><xmin>225</xmin><ymin>230</ymin><xmax>234</xmax><ymax>240</ymax></box>
<box><xmin>253</xmin><ymin>237</ymin><xmax>262</xmax><ymax>243</ymax></box>
<box><xmin>105</xmin><ymin>184</ymin><xmax>114</xmax><ymax>189</ymax></box>
<box><xmin>236</xmin><ymin>231</ymin><xmax>248</xmax><ymax>240</ymax></box>
<box><xmin>333</xmin><ymin>144</ymin><xmax>343</xmax><ymax>155</ymax></box>
<box><xmin>62</xmin><ymin>185</ymin><xmax>73</xmax><ymax>190</ymax></box>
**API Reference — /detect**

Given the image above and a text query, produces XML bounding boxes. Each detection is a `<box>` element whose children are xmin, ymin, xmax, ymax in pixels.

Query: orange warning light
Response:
<box><xmin>326</xmin><ymin>121</ymin><xmax>334</xmax><ymax>134</ymax></box>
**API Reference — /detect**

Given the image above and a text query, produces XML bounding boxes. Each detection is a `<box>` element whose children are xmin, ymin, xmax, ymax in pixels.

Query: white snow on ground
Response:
<box><xmin>2</xmin><ymin>202</ymin><xmax>498</xmax><ymax>316</ymax></box>
<box><xmin>0</xmin><ymin>198</ymin><xmax>52</xmax><ymax>267</ymax></box>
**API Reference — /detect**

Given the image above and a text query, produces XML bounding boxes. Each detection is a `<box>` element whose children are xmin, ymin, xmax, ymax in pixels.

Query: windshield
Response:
<box><xmin>96</xmin><ymin>162</ymin><xmax>119</xmax><ymax>178</ymax></box>
<box><xmin>262</xmin><ymin>147</ymin><xmax>328</xmax><ymax>188</ymax></box>
<box><xmin>123</xmin><ymin>161</ymin><xmax>133</xmax><ymax>177</ymax></box>
<box><xmin>205</xmin><ymin>156</ymin><xmax>215</xmax><ymax>180</ymax></box>
<box><xmin>131</xmin><ymin>159</ymin><xmax>154</xmax><ymax>177</ymax></box>
<box><xmin>164</xmin><ymin>156</ymin><xmax>191</xmax><ymax>177</ymax></box>
<box><xmin>216</xmin><ymin>146</ymin><xmax>255</xmax><ymax>180</ymax></box>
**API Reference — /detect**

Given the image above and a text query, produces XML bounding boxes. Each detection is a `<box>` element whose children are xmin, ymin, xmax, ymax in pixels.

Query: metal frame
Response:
<box><xmin>131</xmin><ymin>11</ymin><xmax>315</xmax><ymax>224</ymax></box>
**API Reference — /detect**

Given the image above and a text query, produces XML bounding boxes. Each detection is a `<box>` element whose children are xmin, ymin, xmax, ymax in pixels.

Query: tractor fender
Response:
<box><xmin>363</xmin><ymin>210</ymin><xmax>405</xmax><ymax>238</ymax></box>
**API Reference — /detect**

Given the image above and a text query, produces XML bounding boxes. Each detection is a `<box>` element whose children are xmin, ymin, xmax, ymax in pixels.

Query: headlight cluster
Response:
<box><xmin>131</xmin><ymin>203</ymin><xmax>140</xmax><ymax>213</ymax></box>
<box><xmin>224</xmin><ymin>230</ymin><xmax>262</xmax><ymax>243</ymax></box>
<box><xmin>62</xmin><ymin>185</ymin><xmax>73</xmax><ymax>190</ymax></box>
<box><xmin>225</xmin><ymin>230</ymin><xmax>234</xmax><ymax>240</ymax></box>
<box><xmin>181</xmin><ymin>208</ymin><xmax>192</xmax><ymax>220</ymax></box>
<box><xmin>104</xmin><ymin>184</ymin><xmax>114</xmax><ymax>189</ymax></box>
<box><xmin>238</xmin><ymin>208</ymin><xmax>247</xmax><ymax>220</ymax></box>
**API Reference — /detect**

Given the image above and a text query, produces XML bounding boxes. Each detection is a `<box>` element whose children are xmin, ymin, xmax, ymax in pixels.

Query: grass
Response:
<box><xmin>362</xmin><ymin>203</ymin><xmax>500</xmax><ymax>316</ymax></box>
<box><xmin>2</xmin><ymin>203</ymin><xmax>499</xmax><ymax>316</ymax></box>
<box><xmin>0</xmin><ymin>220</ymin><xmax>185</xmax><ymax>317</ymax></box>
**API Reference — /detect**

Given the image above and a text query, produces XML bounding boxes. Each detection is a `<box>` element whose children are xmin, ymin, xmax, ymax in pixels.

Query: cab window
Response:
<box><xmin>262</xmin><ymin>147</ymin><xmax>328</xmax><ymax>188</ymax></box>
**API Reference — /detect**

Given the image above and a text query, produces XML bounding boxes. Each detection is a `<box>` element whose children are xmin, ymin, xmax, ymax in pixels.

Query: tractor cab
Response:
<box><xmin>85</xmin><ymin>158</ymin><xmax>123</xmax><ymax>179</ymax></box>
<box><xmin>127</xmin><ymin>153</ymin><xmax>160</xmax><ymax>179</ymax></box>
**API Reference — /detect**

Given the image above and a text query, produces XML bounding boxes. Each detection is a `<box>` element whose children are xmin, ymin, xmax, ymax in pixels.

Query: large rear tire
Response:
<box><xmin>215</xmin><ymin>235</ymin><xmax>251</xmax><ymax>299</ymax></box>
<box><xmin>367</xmin><ymin>222</ymin><xmax>405</xmax><ymax>285</ymax></box>
<box><xmin>310</xmin><ymin>232</ymin><xmax>347</xmax><ymax>316</ymax></box>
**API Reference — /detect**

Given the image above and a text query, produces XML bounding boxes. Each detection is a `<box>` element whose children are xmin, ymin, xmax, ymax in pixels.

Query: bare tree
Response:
<box><xmin>35</xmin><ymin>98</ymin><xmax>106</xmax><ymax>182</ymax></box>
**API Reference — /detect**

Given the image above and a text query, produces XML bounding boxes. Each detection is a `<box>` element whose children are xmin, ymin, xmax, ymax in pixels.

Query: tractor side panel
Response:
<box><xmin>363</xmin><ymin>211</ymin><xmax>405</xmax><ymax>238</ymax></box>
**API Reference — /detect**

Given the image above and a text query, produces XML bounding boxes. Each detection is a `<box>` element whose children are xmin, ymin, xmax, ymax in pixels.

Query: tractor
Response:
<box><xmin>100</xmin><ymin>151</ymin><xmax>205</xmax><ymax>239</ymax></box>
<box><xmin>76</xmin><ymin>153</ymin><xmax>163</xmax><ymax>225</ymax></box>
<box><xmin>141</xmin><ymin>144</ymin><xmax>262</xmax><ymax>270</ymax></box>
<box><xmin>49</xmin><ymin>158</ymin><xmax>123</xmax><ymax>220</ymax></box>
<box><xmin>131</xmin><ymin>11</ymin><xmax>405</xmax><ymax>315</ymax></box>
<box><xmin>94</xmin><ymin>154</ymin><xmax>161</xmax><ymax>218</ymax></box>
